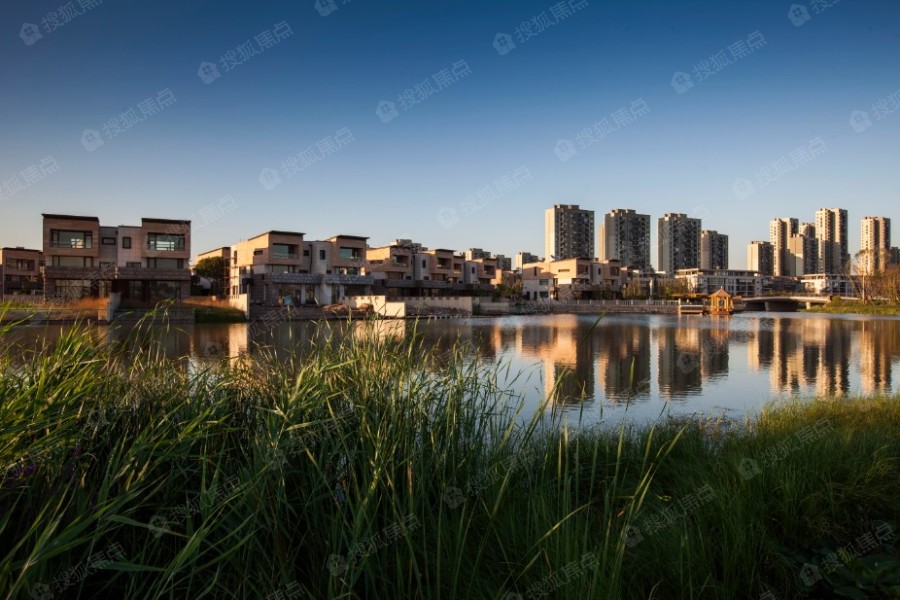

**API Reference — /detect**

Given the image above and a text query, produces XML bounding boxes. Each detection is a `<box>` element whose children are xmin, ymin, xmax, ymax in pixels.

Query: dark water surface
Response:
<box><xmin>6</xmin><ymin>313</ymin><xmax>900</xmax><ymax>424</ymax></box>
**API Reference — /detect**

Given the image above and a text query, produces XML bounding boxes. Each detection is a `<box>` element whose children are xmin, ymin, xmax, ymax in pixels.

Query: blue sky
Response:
<box><xmin>2</xmin><ymin>0</ymin><xmax>899</xmax><ymax>269</ymax></box>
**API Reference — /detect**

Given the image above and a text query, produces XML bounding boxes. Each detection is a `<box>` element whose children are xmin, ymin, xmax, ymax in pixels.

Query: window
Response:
<box><xmin>6</xmin><ymin>259</ymin><xmax>36</xmax><ymax>271</ymax></box>
<box><xmin>271</xmin><ymin>244</ymin><xmax>297</xmax><ymax>259</ymax></box>
<box><xmin>319</xmin><ymin>250</ymin><xmax>326</xmax><ymax>260</ymax></box>
<box><xmin>126</xmin><ymin>262</ymin><xmax>142</xmax><ymax>268</ymax></box>
<box><xmin>303</xmin><ymin>249</ymin><xmax>310</xmax><ymax>257</ymax></box>
<box><xmin>339</xmin><ymin>247</ymin><xmax>360</xmax><ymax>260</ymax></box>
<box><xmin>270</xmin><ymin>265</ymin><xmax>296</xmax><ymax>274</ymax></box>
<box><xmin>51</xmin><ymin>256</ymin><xmax>93</xmax><ymax>267</ymax></box>
<box><xmin>422</xmin><ymin>259</ymin><xmax>427</xmax><ymax>268</ymax></box>
<box><xmin>101</xmin><ymin>237</ymin><xmax>116</xmax><ymax>245</ymax></box>
<box><xmin>50</xmin><ymin>230</ymin><xmax>92</xmax><ymax>249</ymax></box>
<box><xmin>253</xmin><ymin>249</ymin><xmax>263</xmax><ymax>255</ymax></box>
<box><xmin>538</xmin><ymin>279</ymin><xmax>549</xmax><ymax>286</ymax></box>
<box><xmin>146</xmin><ymin>233</ymin><xmax>185</xmax><ymax>252</ymax></box>
<box><xmin>122</xmin><ymin>237</ymin><xmax>132</xmax><ymax>249</ymax></box>
<box><xmin>147</xmin><ymin>258</ymin><xmax>184</xmax><ymax>270</ymax></box>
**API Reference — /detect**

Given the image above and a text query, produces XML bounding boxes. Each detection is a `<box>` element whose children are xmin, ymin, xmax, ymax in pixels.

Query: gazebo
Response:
<box><xmin>707</xmin><ymin>287</ymin><xmax>734</xmax><ymax>316</ymax></box>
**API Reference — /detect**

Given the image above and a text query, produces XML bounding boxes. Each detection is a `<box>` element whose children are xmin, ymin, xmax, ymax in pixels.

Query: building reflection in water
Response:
<box><xmin>595</xmin><ymin>320</ymin><xmax>651</xmax><ymax>403</ymax></box>
<box><xmin>657</xmin><ymin>322</ymin><xmax>703</xmax><ymax>400</ymax></box>
<box><xmin>2</xmin><ymin>315</ymin><xmax>899</xmax><ymax>410</ymax></box>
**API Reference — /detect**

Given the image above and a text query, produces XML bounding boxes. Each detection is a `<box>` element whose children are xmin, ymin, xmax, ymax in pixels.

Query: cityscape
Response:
<box><xmin>2</xmin><ymin>1</ymin><xmax>900</xmax><ymax>599</ymax></box>
<box><xmin>1</xmin><ymin>204</ymin><xmax>896</xmax><ymax>304</ymax></box>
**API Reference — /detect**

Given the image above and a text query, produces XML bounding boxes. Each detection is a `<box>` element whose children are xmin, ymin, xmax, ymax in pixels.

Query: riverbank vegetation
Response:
<box><xmin>0</xmin><ymin>315</ymin><xmax>898</xmax><ymax>599</ymax></box>
<box><xmin>804</xmin><ymin>298</ymin><xmax>900</xmax><ymax>316</ymax></box>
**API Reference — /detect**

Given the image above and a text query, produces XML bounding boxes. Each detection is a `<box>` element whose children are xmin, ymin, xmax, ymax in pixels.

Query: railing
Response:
<box><xmin>116</xmin><ymin>267</ymin><xmax>190</xmax><ymax>280</ymax></box>
<box><xmin>324</xmin><ymin>274</ymin><xmax>373</xmax><ymax>285</ymax></box>
<box><xmin>268</xmin><ymin>273</ymin><xmax>322</xmax><ymax>284</ymax></box>
<box><xmin>49</xmin><ymin>241</ymin><xmax>92</xmax><ymax>249</ymax></box>
<box><xmin>517</xmin><ymin>299</ymin><xmax>681</xmax><ymax>313</ymax></box>
<box><xmin>536</xmin><ymin>299</ymin><xmax>681</xmax><ymax>306</ymax></box>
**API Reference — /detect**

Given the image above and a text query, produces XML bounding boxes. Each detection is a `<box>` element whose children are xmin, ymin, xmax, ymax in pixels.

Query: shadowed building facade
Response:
<box><xmin>42</xmin><ymin>214</ymin><xmax>191</xmax><ymax>301</ymax></box>
<box><xmin>545</xmin><ymin>204</ymin><xmax>595</xmax><ymax>261</ymax></box>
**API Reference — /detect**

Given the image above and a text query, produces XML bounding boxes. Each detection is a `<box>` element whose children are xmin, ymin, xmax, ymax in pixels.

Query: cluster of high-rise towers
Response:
<box><xmin>544</xmin><ymin>204</ymin><xmax>897</xmax><ymax>277</ymax></box>
<box><xmin>750</xmin><ymin>209</ymin><xmax>893</xmax><ymax>277</ymax></box>
<box><xmin>544</xmin><ymin>205</ymin><xmax>730</xmax><ymax>275</ymax></box>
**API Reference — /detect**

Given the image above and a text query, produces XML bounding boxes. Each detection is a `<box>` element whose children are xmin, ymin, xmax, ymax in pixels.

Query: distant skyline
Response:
<box><xmin>2</xmin><ymin>1</ymin><xmax>899</xmax><ymax>270</ymax></box>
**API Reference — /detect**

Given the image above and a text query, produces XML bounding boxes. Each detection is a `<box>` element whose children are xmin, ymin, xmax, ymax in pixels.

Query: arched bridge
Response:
<box><xmin>741</xmin><ymin>296</ymin><xmax>849</xmax><ymax>312</ymax></box>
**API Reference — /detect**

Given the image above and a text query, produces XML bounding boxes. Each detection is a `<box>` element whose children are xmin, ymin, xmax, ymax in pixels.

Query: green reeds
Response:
<box><xmin>0</xmin><ymin>311</ymin><xmax>898</xmax><ymax>599</ymax></box>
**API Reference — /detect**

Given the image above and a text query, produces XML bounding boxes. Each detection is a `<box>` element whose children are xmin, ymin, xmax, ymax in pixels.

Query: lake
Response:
<box><xmin>5</xmin><ymin>313</ymin><xmax>900</xmax><ymax>425</ymax></box>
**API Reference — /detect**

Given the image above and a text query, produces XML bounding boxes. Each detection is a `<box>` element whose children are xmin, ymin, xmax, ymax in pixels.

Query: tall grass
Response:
<box><xmin>0</xmin><ymin>311</ymin><xmax>898</xmax><ymax>598</ymax></box>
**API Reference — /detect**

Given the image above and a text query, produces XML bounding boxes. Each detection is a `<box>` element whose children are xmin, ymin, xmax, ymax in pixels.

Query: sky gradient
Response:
<box><xmin>2</xmin><ymin>0</ymin><xmax>899</xmax><ymax>269</ymax></box>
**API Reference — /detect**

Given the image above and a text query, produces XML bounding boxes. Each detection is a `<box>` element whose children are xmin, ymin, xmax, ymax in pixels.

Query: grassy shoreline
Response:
<box><xmin>0</xmin><ymin>319</ymin><xmax>898</xmax><ymax>598</ymax></box>
<box><xmin>802</xmin><ymin>299</ymin><xmax>900</xmax><ymax>316</ymax></box>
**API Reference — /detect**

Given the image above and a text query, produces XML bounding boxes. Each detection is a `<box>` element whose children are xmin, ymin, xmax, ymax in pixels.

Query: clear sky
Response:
<box><xmin>2</xmin><ymin>0</ymin><xmax>899</xmax><ymax>269</ymax></box>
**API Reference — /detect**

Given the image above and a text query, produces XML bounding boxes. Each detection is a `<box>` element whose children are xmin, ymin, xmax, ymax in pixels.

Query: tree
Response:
<box><xmin>849</xmin><ymin>249</ymin><xmax>890</xmax><ymax>303</ymax></box>
<box><xmin>194</xmin><ymin>256</ymin><xmax>227</xmax><ymax>296</ymax></box>
<box><xmin>657</xmin><ymin>277</ymin><xmax>693</xmax><ymax>298</ymax></box>
<box><xmin>622</xmin><ymin>279</ymin><xmax>645</xmax><ymax>300</ymax></box>
<box><xmin>873</xmin><ymin>264</ymin><xmax>900</xmax><ymax>305</ymax></box>
<box><xmin>496</xmin><ymin>273</ymin><xmax>523</xmax><ymax>299</ymax></box>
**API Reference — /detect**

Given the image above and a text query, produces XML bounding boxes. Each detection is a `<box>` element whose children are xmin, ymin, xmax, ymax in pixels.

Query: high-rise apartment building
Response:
<box><xmin>700</xmin><ymin>230</ymin><xmax>728</xmax><ymax>270</ymax></box>
<box><xmin>545</xmin><ymin>204</ymin><xmax>594</xmax><ymax>260</ymax></box>
<box><xmin>787</xmin><ymin>234</ymin><xmax>819</xmax><ymax>276</ymax></box>
<box><xmin>747</xmin><ymin>240</ymin><xmax>774</xmax><ymax>276</ymax></box>
<box><xmin>657</xmin><ymin>213</ymin><xmax>701</xmax><ymax>275</ymax></box>
<box><xmin>464</xmin><ymin>248</ymin><xmax>491</xmax><ymax>261</ymax></box>
<box><xmin>493</xmin><ymin>254</ymin><xmax>512</xmax><ymax>271</ymax></box>
<box><xmin>815</xmin><ymin>208</ymin><xmax>849</xmax><ymax>273</ymax></box>
<box><xmin>514</xmin><ymin>251</ymin><xmax>541</xmax><ymax>270</ymax></box>
<box><xmin>799</xmin><ymin>222</ymin><xmax>816</xmax><ymax>238</ymax></box>
<box><xmin>598</xmin><ymin>208</ymin><xmax>651</xmax><ymax>270</ymax></box>
<box><xmin>860</xmin><ymin>216</ymin><xmax>891</xmax><ymax>273</ymax></box>
<box><xmin>769</xmin><ymin>217</ymin><xmax>798</xmax><ymax>276</ymax></box>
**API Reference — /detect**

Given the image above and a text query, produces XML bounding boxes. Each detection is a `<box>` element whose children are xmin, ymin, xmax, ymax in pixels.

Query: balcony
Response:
<box><xmin>416</xmin><ymin>280</ymin><xmax>451</xmax><ymax>289</ymax></box>
<box><xmin>383</xmin><ymin>279</ymin><xmax>416</xmax><ymax>288</ymax></box>
<box><xmin>268</xmin><ymin>273</ymin><xmax>322</xmax><ymax>285</ymax></box>
<box><xmin>44</xmin><ymin>266</ymin><xmax>110</xmax><ymax>280</ymax></box>
<box><xmin>116</xmin><ymin>266</ymin><xmax>191</xmax><ymax>281</ymax></box>
<box><xmin>324</xmin><ymin>274</ymin><xmax>373</xmax><ymax>285</ymax></box>
<box><xmin>270</xmin><ymin>253</ymin><xmax>300</xmax><ymax>261</ymax></box>
<box><xmin>44</xmin><ymin>265</ymin><xmax>191</xmax><ymax>281</ymax></box>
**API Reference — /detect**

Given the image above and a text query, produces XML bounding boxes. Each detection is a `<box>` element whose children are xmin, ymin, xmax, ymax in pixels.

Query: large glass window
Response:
<box><xmin>147</xmin><ymin>258</ymin><xmax>184</xmax><ymax>270</ymax></box>
<box><xmin>340</xmin><ymin>247</ymin><xmax>361</xmax><ymax>260</ymax></box>
<box><xmin>50</xmin><ymin>230</ymin><xmax>92</xmax><ymax>249</ymax></box>
<box><xmin>272</xmin><ymin>244</ymin><xmax>298</xmax><ymax>259</ymax></box>
<box><xmin>146</xmin><ymin>233</ymin><xmax>185</xmax><ymax>252</ymax></box>
<box><xmin>269</xmin><ymin>265</ymin><xmax>297</xmax><ymax>274</ymax></box>
<box><xmin>6</xmin><ymin>259</ymin><xmax>36</xmax><ymax>271</ymax></box>
<box><xmin>51</xmin><ymin>256</ymin><xmax>93</xmax><ymax>267</ymax></box>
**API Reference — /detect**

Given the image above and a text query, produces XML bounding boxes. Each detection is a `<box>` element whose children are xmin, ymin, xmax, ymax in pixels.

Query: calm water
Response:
<box><xmin>5</xmin><ymin>313</ymin><xmax>900</xmax><ymax>424</ymax></box>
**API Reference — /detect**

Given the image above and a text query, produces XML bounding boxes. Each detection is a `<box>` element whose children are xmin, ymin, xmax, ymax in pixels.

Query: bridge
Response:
<box><xmin>741</xmin><ymin>295</ymin><xmax>854</xmax><ymax>312</ymax></box>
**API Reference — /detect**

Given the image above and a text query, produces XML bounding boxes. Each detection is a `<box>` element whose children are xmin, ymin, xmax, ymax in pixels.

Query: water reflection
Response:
<box><xmin>4</xmin><ymin>313</ymin><xmax>900</xmax><ymax>422</ymax></box>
